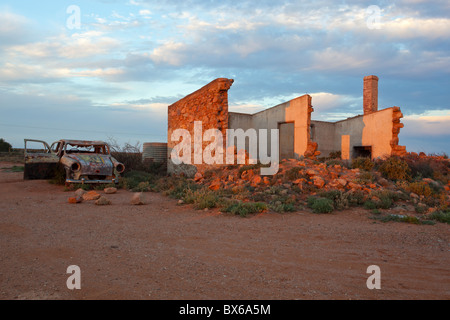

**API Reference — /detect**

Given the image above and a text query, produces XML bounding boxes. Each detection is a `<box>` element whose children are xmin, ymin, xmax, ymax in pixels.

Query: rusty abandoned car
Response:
<box><xmin>24</xmin><ymin>139</ymin><xmax>125</xmax><ymax>184</ymax></box>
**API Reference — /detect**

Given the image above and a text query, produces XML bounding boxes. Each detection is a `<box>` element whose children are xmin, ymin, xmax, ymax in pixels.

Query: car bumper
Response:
<box><xmin>66</xmin><ymin>178</ymin><xmax>119</xmax><ymax>184</ymax></box>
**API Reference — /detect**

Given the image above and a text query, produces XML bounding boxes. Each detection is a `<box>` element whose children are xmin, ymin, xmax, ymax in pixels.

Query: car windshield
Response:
<box><xmin>65</xmin><ymin>143</ymin><xmax>109</xmax><ymax>154</ymax></box>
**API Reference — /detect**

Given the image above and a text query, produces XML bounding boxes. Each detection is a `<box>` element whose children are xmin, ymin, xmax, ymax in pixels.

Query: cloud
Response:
<box><xmin>402</xmin><ymin>111</ymin><xmax>450</xmax><ymax>136</ymax></box>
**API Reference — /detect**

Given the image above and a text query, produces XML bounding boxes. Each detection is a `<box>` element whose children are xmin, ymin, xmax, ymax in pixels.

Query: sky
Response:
<box><xmin>0</xmin><ymin>0</ymin><xmax>449</xmax><ymax>154</ymax></box>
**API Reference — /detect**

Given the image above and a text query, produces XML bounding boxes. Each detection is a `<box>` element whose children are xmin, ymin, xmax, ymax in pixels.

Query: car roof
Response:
<box><xmin>58</xmin><ymin>139</ymin><xmax>108</xmax><ymax>146</ymax></box>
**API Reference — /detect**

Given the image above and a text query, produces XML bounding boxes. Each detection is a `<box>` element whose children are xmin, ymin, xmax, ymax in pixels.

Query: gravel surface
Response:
<box><xmin>0</xmin><ymin>162</ymin><xmax>449</xmax><ymax>300</ymax></box>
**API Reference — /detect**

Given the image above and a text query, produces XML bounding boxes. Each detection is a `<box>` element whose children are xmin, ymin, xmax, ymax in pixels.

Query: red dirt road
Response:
<box><xmin>0</xmin><ymin>162</ymin><xmax>449</xmax><ymax>300</ymax></box>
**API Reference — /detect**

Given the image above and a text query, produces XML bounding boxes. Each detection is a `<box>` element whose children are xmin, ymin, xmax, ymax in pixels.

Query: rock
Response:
<box><xmin>194</xmin><ymin>172</ymin><xmax>203</xmax><ymax>182</ymax></box>
<box><xmin>263</xmin><ymin>177</ymin><xmax>271</xmax><ymax>185</ymax></box>
<box><xmin>313</xmin><ymin>177</ymin><xmax>325</xmax><ymax>188</ymax></box>
<box><xmin>68</xmin><ymin>197</ymin><xmax>82</xmax><ymax>204</ymax></box>
<box><xmin>75</xmin><ymin>188</ymin><xmax>86</xmax><ymax>198</ymax></box>
<box><xmin>130</xmin><ymin>193</ymin><xmax>144</xmax><ymax>205</ymax></box>
<box><xmin>280</xmin><ymin>189</ymin><xmax>289</xmax><ymax>195</ymax></box>
<box><xmin>209</xmin><ymin>179</ymin><xmax>221</xmax><ymax>191</ymax></box>
<box><xmin>95</xmin><ymin>196</ymin><xmax>111</xmax><ymax>206</ymax></box>
<box><xmin>82</xmin><ymin>191</ymin><xmax>101</xmax><ymax>201</ymax></box>
<box><xmin>306</xmin><ymin>169</ymin><xmax>319</xmax><ymax>176</ymax></box>
<box><xmin>241</xmin><ymin>169</ymin><xmax>254</xmax><ymax>180</ymax></box>
<box><xmin>378</xmin><ymin>178</ymin><xmax>390</xmax><ymax>187</ymax></box>
<box><xmin>410</xmin><ymin>192</ymin><xmax>419</xmax><ymax>199</ymax></box>
<box><xmin>250</xmin><ymin>175</ymin><xmax>262</xmax><ymax>187</ymax></box>
<box><xmin>177</xmin><ymin>199</ymin><xmax>184</xmax><ymax>205</ymax></box>
<box><xmin>104</xmin><ymin>187</ymin><xmax>117</xmax><ymax>194</ymax></box>
<box><xmin>337</xmin><ymin>178</ymin><xmax>347</xmax><ymax>187</ymax></box>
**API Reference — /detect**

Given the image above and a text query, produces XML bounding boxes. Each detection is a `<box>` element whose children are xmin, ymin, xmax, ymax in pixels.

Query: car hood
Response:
<box><xmin>65</xmin><ymin>154</ymin><xmax>114</xmax><ymax>175</ymax></box>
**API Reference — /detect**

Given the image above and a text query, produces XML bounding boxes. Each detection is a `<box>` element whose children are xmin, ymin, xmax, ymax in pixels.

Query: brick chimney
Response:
<box><xmin>363</xmin><ymin>75</ymin><xmax>378</xmax><ymax>115</ymax></box>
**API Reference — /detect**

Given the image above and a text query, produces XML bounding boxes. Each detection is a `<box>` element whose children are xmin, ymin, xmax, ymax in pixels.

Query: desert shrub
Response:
<box><xmin>307</xmin><ymin>197</ymin><xmax>334</xmax><ymax>214</ymax></box>
<box><xmin>182</xmin><ymin>188</ymin><xmax>220</xmax><ymax>210</ymax></box>
<box><xmin>352</xmin><ymin>157</ymin><xmax>375</xmax><ymax>171</ymax></box>
<box><xmin>378</xmin><ymin>157</ymin><xmax>411</xmax><ymax>181</ymax></box>
<box><xmin>364</xmin><ymin>200</ymin><xmax>378</xmax><ymax>210</ymax></box>
<box><xmin>367</xmin><ymin>190</ymin><xmax>397</xmax><ymax>209</ymax></box>
<box><xmin>318</xmin><ymin>190</ymin><xmax>349</xmax><ymax>210</ymax></box>
<box><xmin>359</xmin><ymin>171</ymin><xmax>375</xmax><ymax>182</ymax></box>
<box><xmin>268</xmin><ymin>194</ymin><xmax>296</xmax><ymax>213</ymax></box>
<box><xmin>347</xmin><ymin>190</ymin><xmax>366</xmax><ymax>206</ymax></box>
<box><xmin>427</xmin><ymin>210</ymin><xmax>450</xmax><ymax>224</ymax></box>
<box><xmin>408</xmin><ymin>181</ymin><xmax>433</xmax><ymax>197</ymax></box>
<box><xmin>270</xmin><ymin>202</ymin><xmax>296</xmax><ymax>213</ymax></box>
<box><xmin>0</xmin><ymin>138</ymin><xmax>12</xmax><ymax>152</ymax></box>
<box><xmin>223</xmin><ymin>201</ymin><xmax>267</xmax><ymax>217</ymax></box>
<box><xmin>285</xmin><ymin>167</ymin><xmax>305</xmax><ymax>180</ymax></box>
<box><xmin>329</xmin><ymin>151</ymin><xmax>342</xmax><ymax>159</ymax></box>
<box><xmin>415</xmin><ymin>204</ymin><xmax>428</xmax><ymax>214</ymax></box>
<box><xmin>407</xmin><ymin>160</ymin><xmax>434</xmax><ymax>180</ymax></box>
<box><xmin>133</xmin><ymin>181</ymin><xmax>151</xmax><ymax>192</ymax></box>
<box><xmin>326</xmin><ymin>159</ymin><xmax>343</xmax><ymax>167</ymax></box>
<box><xmin>121</xmin><ymin>170</ymin><xmax>153</xmax><ymax>190</ymax></box>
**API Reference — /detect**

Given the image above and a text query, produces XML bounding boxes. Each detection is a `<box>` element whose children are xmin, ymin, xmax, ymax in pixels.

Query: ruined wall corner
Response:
<box><xmin>390</xmin><ymin>106</ymin><xmax>407</xmax><ymax>157</ymax></box>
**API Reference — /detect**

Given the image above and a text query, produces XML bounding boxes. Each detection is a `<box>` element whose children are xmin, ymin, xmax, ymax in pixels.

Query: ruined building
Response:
<box><xmin>167</xmin><ymin>76</ymin><xmax>406</xmax><ymax>175</ymax></box>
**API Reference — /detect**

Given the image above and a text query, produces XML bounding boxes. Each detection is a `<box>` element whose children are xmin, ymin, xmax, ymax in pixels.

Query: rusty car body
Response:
<box><xmin>24</xmin><ymin>139</ymin><xmax>125</xmax><ymax>184</ymax></box>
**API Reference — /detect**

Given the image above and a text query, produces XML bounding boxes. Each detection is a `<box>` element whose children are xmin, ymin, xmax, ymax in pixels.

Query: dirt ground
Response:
<box><xmin>0</xmin><ymin>161</ymin><xmax>449</xmax><ymax>300</ymax></box>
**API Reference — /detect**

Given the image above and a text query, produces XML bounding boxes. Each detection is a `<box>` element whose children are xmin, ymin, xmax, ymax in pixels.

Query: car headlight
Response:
<box><xmin>115</xmin><ymin>163</ymin><xmax>125</xmax><ymax>174</ymax></box>
<box><xmin>71</xmin><ymin>162</ymin><xmax>81</xmax><ymax>172</ymax></box>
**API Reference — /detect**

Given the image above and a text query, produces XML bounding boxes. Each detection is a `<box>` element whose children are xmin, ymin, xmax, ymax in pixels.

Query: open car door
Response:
<box><xmin>24</xmin><ymin>139</ymin><xmax>60</xmax><ymax>180</ymax></box>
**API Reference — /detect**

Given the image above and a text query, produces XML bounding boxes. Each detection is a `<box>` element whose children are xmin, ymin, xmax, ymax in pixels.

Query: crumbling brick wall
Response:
<box><xmin>391</xmin><ymin>106</ymin><xmax>407</xmax><ymax>156</ymax></box>
<box><xmin>167</xmin><ymin>78</ymin><xmax>234</xmax><ymax>175</ymax></box>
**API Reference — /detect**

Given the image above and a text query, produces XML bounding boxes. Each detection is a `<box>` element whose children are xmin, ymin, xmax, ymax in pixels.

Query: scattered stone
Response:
<box><xmin>68</xmin><ymin>197</ymin><xmax>82</xmax><ymax>204</ymax></box>
<box><xmin>194</xmin><ymin>172</ymin><xmax>203</xmax><ymax>182</ymax></box>
<box><xmin>306</xmin><ymin>169</ymin><xmax>319</xmax><ymax>176</ymax></box>
<box><xmin>178</xmin><ymin>199</ymin><xmax>184</xmax><ymax>205</ymax></box>
<box><xmin>75</xmin><ymin>188</ymin><xmax>86</xmax><ymax>198</ymax></box>
<box><xmin>378</xmin><ymin>178</ymin><xmax>390</xmax><ymax>187</ymax></box>
<box><xmin>313</xmin><ymin>177</ymin><xmax>325</xmax><ymax>188</ymax></box>
<box><xmin>95</xmin><ymin>196</ymin><xmax>111</xmax><ymax>206</ymax></box>
<box><xmin>130</xmin><ymin>193</ymin><xmax>144</xmax><ymax>205</ymax></box>
<box><xmin>82</xmin><ymin>191</ymin><xmax>101</xmax><ymax>201</ymax></box>
<box><xmin>104</xmin><ymin>187</ymin><xmax>117</xmax><ymax>194</ymax></box>
<box><xmin>337</xmin><ymin>178</ymin><xmax>347</xmax><ymax>187</ymax></box>
<box><xmin>250</xmin><ymin>175</ymin><xmax>262</xmax><ymax>187</ymax></box>
<box><xmin>209</xmin><ymin>179</ymin><xmax>221</xmax><ymax>191</ymax></box>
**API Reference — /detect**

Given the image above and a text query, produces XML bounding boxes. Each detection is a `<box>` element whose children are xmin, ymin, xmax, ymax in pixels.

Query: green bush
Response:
<box><xmin>318</xmin><ymin>190</ymin><xmax>349</xmax><ymax>210</ymax></box>
<box><xmin>378</xmin><ymin>157</ymin><xmax>411</xmax><ymax>181</ymax></box>
<box><xmin>427</xmin><ymin>210</ymin><xmax>450</xmax><ymax>224</ymax></box>
<box><xmin>364</xmin><ymin>200</ymin><xmax>377</xmax><ymax>210</ymax></box>
<box><xmin>223</xmin><ymin>201</ymin><xmax>267</xmax><ymax>217</ymax></box>
<box><xmin>347</xmin><ymin>190</ymin><xmax>366</xmax><ymax>206</ymax></box>
<box><xmin>182</xmin><ymin>188</ymin><xmax>220</xmax><ymax>210</ymax></box>
<box><xmin>121</xmin><ymin>170</ymin><xmax>153</xmax><ymax>190</ymax></box>
<box><xmin>307</xmin><ymin>197</ymin><xmax>334</xmax><ymax>214</ymax></box>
